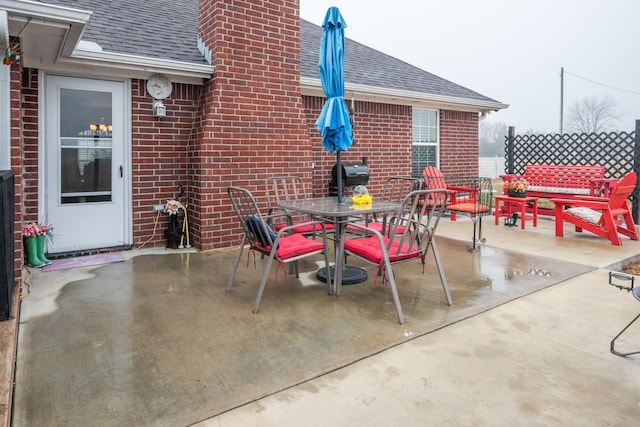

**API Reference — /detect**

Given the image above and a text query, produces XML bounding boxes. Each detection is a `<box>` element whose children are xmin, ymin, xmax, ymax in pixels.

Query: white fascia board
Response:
<box><xmin>300</xmin><ymin>77</ymin><xmax>509</xmax><ymax>113</ymax></box>
<box><xmin>0</xmin><ymin>0</ymin><xmax>213</xmax><ymax>82</ymax></box>
<box><xmin>68</xmin><ymin>48</ymin><xmax>214</xmax><ymax>81</ymax></box>
<box><xmin>0</xmin><ymin>0</ymin><xmax>92</xmax><ymax>23</ymax></box>
<box><xmin>1</xmin><ymin>0</ymin><xmax>91</xmax><ymax>57</ymax></box>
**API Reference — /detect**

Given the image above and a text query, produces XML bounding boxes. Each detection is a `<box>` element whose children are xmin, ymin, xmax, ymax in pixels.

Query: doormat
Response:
<box><xmin>41</xmin><ymin>253</ymin><xmax>124</xmax><ymax>272</ymax></box>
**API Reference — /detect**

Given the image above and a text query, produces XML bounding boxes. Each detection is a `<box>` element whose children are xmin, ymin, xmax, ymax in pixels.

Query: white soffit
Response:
<box><xmin>300</xmin><ymin>77</ymin><xmax>509</xmax><ymax>113</ymax></box>
<box><xmin>0</xmin><ymin>0</ymin><xmax>212</xmax><ymax>83</ymax></box>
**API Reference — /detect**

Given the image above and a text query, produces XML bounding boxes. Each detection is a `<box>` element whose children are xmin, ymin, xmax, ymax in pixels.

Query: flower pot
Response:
<box><xmin>508</xmin><ymin>189</ymin><xmax>527</xmax><ymax>198</ymax></box>
<box><xmin>36</xmin><ymin>234</ymin><xmax>52</xmax><ymax>265</ymax></box>
<box><xmin>25</xmin><ymin>236</ymin><xmax>45</xmax><ymax>267</ymax></box>
<box><xmin>165</xmin><ymin>215</ymin><xmax>182</xmax><ymax>249</ymax></box>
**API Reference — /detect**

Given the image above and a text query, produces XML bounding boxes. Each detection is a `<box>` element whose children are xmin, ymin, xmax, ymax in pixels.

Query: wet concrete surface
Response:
<box><xmin>12</xmin><ymin>217</ymin><xmax>640</xmax><ymax>426</ymax></box>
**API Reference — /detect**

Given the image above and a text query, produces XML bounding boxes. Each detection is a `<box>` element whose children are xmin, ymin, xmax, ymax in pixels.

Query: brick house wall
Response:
<box><xmin>131</xmin><ymin>79</ymin><xmax>200</xmax><ymax>248</ymax></box>
<box><xmin>21</xmin><ymin>70</ymin><xmax>38</xmax><ymax>236</ymax></box>
<box><xmin>439</xmin><ymin>110</ymin><xmax>479</xmax><ymax>176</ymax></box>
<box><xmin>303</xmin><ymin>96</ymin><xmax>413</xmax><ymax>197</ymax></box>
<box><xmin>10</xmin><ymin>0</ymin><xmax>482</xmax><ymax>276</ymax></box>
<box><xmin>10</xmin><ymin>65</ymin><xmax>24</xmax><ymax>284</ymax></box>
<box><xmin>15</xmin><ymin>73</ymin><xmax>480</xmax><ymax>263</ymax></box>
<box><xmin>18</xmin><ymin>75</ymin><xmax>202</xmax><ymax>253</ymax></box>
<box><xmin>193</xmin><ymin>0</ymin><xmax>313</xmax><ymax>251</ymax></box>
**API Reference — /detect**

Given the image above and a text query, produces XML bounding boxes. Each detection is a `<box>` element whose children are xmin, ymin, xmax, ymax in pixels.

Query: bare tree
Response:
<box><xmin>565</xmin><ymin>96</ymin><xmax>621</xmax><ymax>134</ymax></box>
<box><xmin>479</xmin><ymin>121</ymin><xmax>507</xmax><ymax>156</ymax></box>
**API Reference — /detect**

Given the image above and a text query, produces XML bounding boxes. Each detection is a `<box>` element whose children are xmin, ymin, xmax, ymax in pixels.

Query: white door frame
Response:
<box><xmin>39</xmin><ymin>73</ymin><xmax>132</xmax><ymax>253</ymax></box>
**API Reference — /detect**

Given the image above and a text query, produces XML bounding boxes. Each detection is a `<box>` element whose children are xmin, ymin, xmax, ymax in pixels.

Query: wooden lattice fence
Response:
<box><xmin>504</xmin><ymin>120</ymin><xmax>640</xmax><ymax>222</ymax></box>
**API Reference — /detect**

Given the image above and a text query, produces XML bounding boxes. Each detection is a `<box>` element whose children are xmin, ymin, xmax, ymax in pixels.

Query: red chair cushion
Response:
<box><xmin>344</xmin><ymin>236</ymin><xmax>421</xmax><ymax>264</ymax></box>
<box><xmin>275</xmin><ymin>233</ymin><xmax>325</xmax><ymax>260</ymax></box>
<box><xmin>274</xmin><ymin>221</ymin><xmax>335</xmax><ymax>233</ymax></box>
<box><xmin>446</xmin><ymin>202</ymin><xmax>490</xmax><ymax>214</ymax></box>
<box><xmin>347</xmin><ymin>221</ymin><xmax>406</xmax><ymax>235</ymax></box>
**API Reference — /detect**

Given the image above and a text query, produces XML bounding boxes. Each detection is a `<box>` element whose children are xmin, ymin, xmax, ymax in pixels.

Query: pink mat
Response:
<box><xmin>41</xmin><ymin>253</ymin><xmax>124</xmax><ymax>272</ymax></box>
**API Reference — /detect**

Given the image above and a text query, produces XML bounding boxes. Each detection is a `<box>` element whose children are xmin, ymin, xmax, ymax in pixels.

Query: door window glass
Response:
<box><xmin>59</xmin><ymin>89</ymin><xmax>113</xmax><ymax>204</ymax></box>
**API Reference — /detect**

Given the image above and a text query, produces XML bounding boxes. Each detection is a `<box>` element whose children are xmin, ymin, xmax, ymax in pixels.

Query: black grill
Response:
<box><xmin>329</xmin><ymin>159</ymin><xmax>370</xmax><ymax>195</ymax></box>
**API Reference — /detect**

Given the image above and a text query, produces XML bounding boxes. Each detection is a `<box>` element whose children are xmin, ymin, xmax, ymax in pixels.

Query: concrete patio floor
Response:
<box><xmin>11</xmin><ymin>215</ymin><xmax>640</xmax><ymax>426</ymax></box>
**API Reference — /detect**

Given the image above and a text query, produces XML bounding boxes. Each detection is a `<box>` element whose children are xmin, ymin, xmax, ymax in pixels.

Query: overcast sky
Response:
<box><xmin>300</xmin><ymin>0</ymin><xmax>640</xmax><ymax>134</ymax></box>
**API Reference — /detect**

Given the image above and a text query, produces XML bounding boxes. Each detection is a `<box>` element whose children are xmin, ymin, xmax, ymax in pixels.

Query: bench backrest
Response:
<box><xmin>524</xmin><ymin>164</ymin><xmax>605</xmax><ymax>189</ymax></box>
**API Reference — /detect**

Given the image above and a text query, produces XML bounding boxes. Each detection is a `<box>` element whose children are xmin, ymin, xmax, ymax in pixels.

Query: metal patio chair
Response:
<box><xmin>343</xmin><ymin>189</ymin><xmax>452</xmax><ymax>324</ymax></box>
<box><xmin>608</xmin><ymin>271</ymin><xmax>640</xmax><ymax>357</ymax></box>
<box><xmin>443</xmin><ymin>176</ymin><xmax>494</xmax><ymax>252</ymax></box>
<box><xmin>349</xmin><ymin>176</ymin><xmax>422</xmax><ymax>236</ymax></box>
<box><xmin>264</xmin><ymin>176</ymin><xmax>335</xmax><ymax>235</ymax></box>
<box><xmin>226</xmin><ymin>186</ymin><xmax>332</xmax><ymax>313</ymax></box>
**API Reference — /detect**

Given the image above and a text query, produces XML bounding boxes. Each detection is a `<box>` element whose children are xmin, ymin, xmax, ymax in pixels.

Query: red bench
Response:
<box><xmin>501</xmin><ymin>164</ymin><xmax>614</xmax><ymax>216</ymax></box>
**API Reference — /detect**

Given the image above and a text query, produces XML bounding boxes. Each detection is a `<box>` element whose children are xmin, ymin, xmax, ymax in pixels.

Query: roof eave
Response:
<box><xmin>0</xmin><ymin>0</ymin><xmax>92</xmax><ymax>23</ymax></box>
<box><xmin>67</xmin><ymin>47</ymin><xmax>214</xmax><ymax>83</ymax></box>
<box><xmin>300</xmin><ymin>77</ymin><xmax>508</xmax><ymax>113</ymax></box>
<box><xmin>1</xmin><ymin>0</ymin><xmax>213</xmax><ymax>83</ymax></box>
<box><xmin>0</xmin><ymin>0</ymin><xmax>92</xmax><ymax>56</ymax></box>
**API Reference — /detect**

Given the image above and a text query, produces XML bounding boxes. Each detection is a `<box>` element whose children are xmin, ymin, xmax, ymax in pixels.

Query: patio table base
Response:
<box><xmin>317</xmin><ymin>265</ymin><xmax>368</xmax><ymax>285</ymax></box>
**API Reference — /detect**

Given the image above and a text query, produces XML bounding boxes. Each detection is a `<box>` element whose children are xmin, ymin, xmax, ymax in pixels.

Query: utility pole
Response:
<box><xmin>559</xmin><ymin>67</ymin><xmax>564</xmax><ymax>134</ymax></box>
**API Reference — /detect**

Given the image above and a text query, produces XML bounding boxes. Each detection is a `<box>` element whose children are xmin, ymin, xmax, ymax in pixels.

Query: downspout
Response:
<box><xmin>0</xmin><ymin>10</ymin><xmax>10</xmax><ymax>170</ymax></box>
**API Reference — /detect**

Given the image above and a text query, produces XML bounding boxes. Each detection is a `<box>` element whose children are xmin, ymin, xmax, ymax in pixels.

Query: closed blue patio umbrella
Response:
<box><xmin>316</xmin><ymin>6</ymin><xmax>353</xmax><ymax>204</ymax></box>
<box><xmin>315</xmin><ymin>7</ymin><xmax>367</xmax><ymax>286</ymax></box>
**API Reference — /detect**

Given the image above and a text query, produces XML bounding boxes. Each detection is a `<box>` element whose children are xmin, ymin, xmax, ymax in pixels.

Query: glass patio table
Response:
<box><xmin>277</xmin><ymin>197</ymin><xmax>403</xmax><ymax>296</ymax></box>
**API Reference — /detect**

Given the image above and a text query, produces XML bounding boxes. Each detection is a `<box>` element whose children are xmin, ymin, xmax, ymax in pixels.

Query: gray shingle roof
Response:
<box><xmin>300</xmin><ymin>19</ymin><xmax>497</xmax><ymax>103</ymax></box>
<box><xmin>37</xmin><ymin>0</ymin><xmax>498</xmax><ymax>104</ymax></box>
<box><xmin>37</xmin><ymin>0</ymin><xmax>207</xmax><ymax>64</ymax></box>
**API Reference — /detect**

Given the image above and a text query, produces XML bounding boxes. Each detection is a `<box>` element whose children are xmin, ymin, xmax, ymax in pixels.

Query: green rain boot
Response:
<box><xmin>36</xmin><ymin>234</ymin><xmax>52</xmax><ymax>266</ymax></box>
<box><xmin>25</xmin><ymin>236</ymin><xmax>45</xmax><ymax>267</ymax></box>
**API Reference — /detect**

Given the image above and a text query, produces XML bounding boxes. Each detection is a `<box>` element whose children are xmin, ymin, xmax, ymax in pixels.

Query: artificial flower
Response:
<box><xmin>22</xmin><ymin>222</ymin><xmax>53</xmax><ymax>237</ymax></box>
<box><xmin>164</xmin><ymin>200</ymin><xmax>184</xmax><ymax>216</ymax></box>
<box><xmin>505</xmin><ymin>178</ymin><xmax>529</xmax><ymax>193</ymax></box>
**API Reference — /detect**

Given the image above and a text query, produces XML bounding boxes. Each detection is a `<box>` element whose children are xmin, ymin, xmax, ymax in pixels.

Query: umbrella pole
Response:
<box><xmin>337</xmin><ymin>150</ymin><xmax>343</xmax><ymax>203</ymax></box>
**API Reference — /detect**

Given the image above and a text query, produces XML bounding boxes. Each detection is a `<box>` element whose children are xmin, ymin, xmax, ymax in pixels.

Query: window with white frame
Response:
<box><xmin>411</xmin><ymin>108</ymin><xmax>439</xmax><ymax>178</ymax></box>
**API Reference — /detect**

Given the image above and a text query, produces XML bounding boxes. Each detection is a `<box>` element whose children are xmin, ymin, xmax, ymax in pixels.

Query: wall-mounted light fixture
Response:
<box><xmin>146</xmin><ymin>73</ymin><xmax>171</xmax><ymax>119</ymax></box>
<box><xmin>89</xmin><ymin>117</ymin><xmax>112</xmax><ymax>138</ymax></box>
<box><xmin>153</xmin><ymin>100</ymin><xmax>166</xmax><ymax>118</ymax></box>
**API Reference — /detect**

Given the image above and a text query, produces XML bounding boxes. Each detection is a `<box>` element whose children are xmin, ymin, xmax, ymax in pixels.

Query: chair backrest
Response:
<box><xmin>444</xmin><ymin>176</ymin><xmax>494</xmax><ymax>216</ymax></box>
<box><xmin>228</xmin><ymin>186</ymin><xmax>276</xmax><ymax>248</ymax></box>
<box><xmin>386</xmin><ymin>189</ymin><xmax>448</xmax><ymax>258</ymax></box>
<box><xmin>608</xmin><ymin>171</ymin><xmax>637</xmax><ymax>210</ymax></box>
<box><xmin>422</xmin><ymin>166</ymin><xmax>448</xmax><ymax>190</ymax></box>
<box><xmin>381</xmin><ymin>177</ymin><xmax>423</xmax><ymax>203</ymax></box>
<box><xmin>265</xmin><ymin>176</ymin><xmax>309</xmax><ymax>221</ymax></box>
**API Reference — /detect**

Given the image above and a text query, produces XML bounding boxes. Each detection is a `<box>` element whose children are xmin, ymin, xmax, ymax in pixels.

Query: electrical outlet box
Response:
<box><xmin>153</xmin><ymin>204</ymin><xmax>164</xmax><ymax>212</ymax></box>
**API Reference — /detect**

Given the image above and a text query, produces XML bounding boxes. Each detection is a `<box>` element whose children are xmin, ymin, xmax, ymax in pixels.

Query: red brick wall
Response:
<box><xmin>131</xmin><ymin>79</ymin><xmax>200</xmax><ymax>248</ymax></box>
<box><xmin>12</xmin><ymin>3</ymin><xmax>480</xmax><ymax>259</ymax></box>
<box><xmin>10</xmin><ymin>65</ymin><xmax>25</xmax><ymax>282</ymax></box>
<box><xmin>15</xmin><ymin>73</ymin><xmax>480</xmax><ymax>258</ymax></box>
<box><xmin>439</xmin><ymin>110</ymin><xmax>479</xmax><ymax>176</ymax></box>
<box><xmin>303</xmin><ymin>96</ymin><xmax>412</xmax><ymax>197</ymax></box>
<box><xmin>304</xmin><ymin>98</ymin><xmax>480</xmax><ymax>196</ymax></box>
<box><xmin>194</xmin><ymin>0</ymin><xmax>312</xmax><ymax>250</ymax></box>
<box><xmin>19</xmin><ymin>74</ymin><xmax>201</xmax><ymax>253</ymax></box>
<box><xmin>21</xmin><ymin>69</ymin><xmax>38</xmax><ymax>226</ymax></box>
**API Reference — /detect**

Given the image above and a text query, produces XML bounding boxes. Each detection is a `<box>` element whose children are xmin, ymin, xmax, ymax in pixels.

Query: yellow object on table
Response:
<box><xmin>352</xmin><ymin>192</ymin><xmax>372</xmax><ymax>204</ymax></box>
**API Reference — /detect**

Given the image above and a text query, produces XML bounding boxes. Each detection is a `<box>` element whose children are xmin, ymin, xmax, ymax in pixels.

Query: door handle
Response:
<box><xmin>119</xmin><ymin>165</ymin><xmax>123</xmax><ymax>178</ymax></box>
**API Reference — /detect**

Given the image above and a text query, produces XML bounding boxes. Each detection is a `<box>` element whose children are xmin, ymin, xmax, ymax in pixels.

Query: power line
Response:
<box><xmin>564</xmin><ymin>70</ymin><xmax>640</xmax><ymax>96</ymax></box>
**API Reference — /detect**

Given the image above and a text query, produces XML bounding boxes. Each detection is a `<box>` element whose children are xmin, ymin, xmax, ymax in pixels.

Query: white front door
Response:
<box><xmin>44</xmin><ymin>75</ymin><xmax>130</xmax><ymax>253</ymax></box>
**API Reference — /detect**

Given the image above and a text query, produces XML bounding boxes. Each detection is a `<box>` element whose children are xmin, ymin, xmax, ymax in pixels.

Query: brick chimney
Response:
<box><xmin>192</xmin><ymin>0</ymin><xmax>312</xmax><ymax>250</ymax></box>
